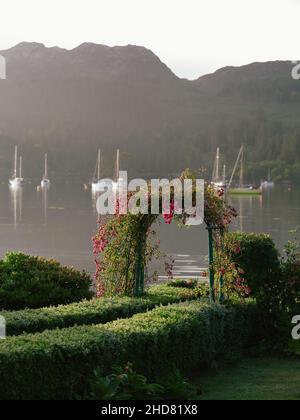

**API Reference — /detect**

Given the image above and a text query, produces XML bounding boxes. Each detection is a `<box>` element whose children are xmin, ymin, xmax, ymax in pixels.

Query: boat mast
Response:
<box><xmin>19</xmin><ymin>156</ymin><xmax>22</xmax><ymax>179</ymax></box>
<box><xmin>14</xmin><ymin>146</ymin><xmax>18</xmax><ymax>179</ymax></box>
<box><xmin>216</xmin><ymin>147</ymin><xmax>220</xmax><ymax>181</ymax></box>
<box><xmin>239</xmin><ymin>146</ymin><xmax>244</xmax><ymax>187</ymax></box>
<box><xmin>97</xmin><ymin>149</ymin><xmax>101</xmax><ymax>181</ymax></box>
<box><xmin>228</xmin><ymin>145</ymin><xmax>244</xmax><ymax>189</ymax></box>
<box><xmin>44</xmin><ymin>154</ymin><xmax>48</xmax><ymax>179</ymax></box>
<box><xmin>116</xmin><ymin>149</ymin><xmax>120</xmax><ymax>181</ymax></box>
<box><xmin>222</xmin><ymin>165</ymin><xmax>226</xmax><ymax>184</ymax></box>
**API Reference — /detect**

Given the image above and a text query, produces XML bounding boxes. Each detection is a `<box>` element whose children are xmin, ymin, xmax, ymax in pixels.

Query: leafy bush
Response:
<box><xmin>0</xmin><ymin>300</ymin><xmax>261</xmax><ymax>400</ymax></box>
<box><xmin>194</xmin><ymin>283</ymin><xmax>210</xmax><ymax>300</ymax></box>
<box><xmin>81</xmin><ymin>364</ymin><xmax>200</xmax><ymax>400</ymax></box>
<box><xmin>0</xmin><ymin>252</ymin><xmax>93</xmax><ymax>310</ymax></box>
<box><xmin>81</xmin><ymin>364</ymin><xmax>164</xmax><ymax>400</ymax></box>
<box><xmin>167</xmin><ymin>279</ymin><xmax>198</xmax><ymax>289</ymax></box>
<box><xmin>2</xmin><ymin>285</ymin><xmax>195</xmax><ymax>336</ymax></box>
<box><xmin>281</xmin><ymin>234</ymin><xmax>300</xmax><ymax>311</ymax></box>
<box><xmin>223</xmin><ymin>233</ymin><xmax>282</xmax><ymax>312</ymax></box>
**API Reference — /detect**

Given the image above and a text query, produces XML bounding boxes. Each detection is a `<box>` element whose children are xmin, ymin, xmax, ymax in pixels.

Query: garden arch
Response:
<box><xmin>93</xmin><ymin>171</ymin><xmax>237</xmax><ymax>302</ymax></box>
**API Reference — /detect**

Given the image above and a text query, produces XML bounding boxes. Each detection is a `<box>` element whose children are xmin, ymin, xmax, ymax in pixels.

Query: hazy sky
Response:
<box><xmin>0</xmin><ymin>0</ymin><xmax>299</xmax><ymax>79</ymax></box>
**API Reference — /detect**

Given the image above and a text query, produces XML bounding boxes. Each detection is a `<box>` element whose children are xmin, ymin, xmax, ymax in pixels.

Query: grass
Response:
<box><xmin>194</xmin><ymin>358</ymin><xmax>300</xmax><ymax>400</ymax></box>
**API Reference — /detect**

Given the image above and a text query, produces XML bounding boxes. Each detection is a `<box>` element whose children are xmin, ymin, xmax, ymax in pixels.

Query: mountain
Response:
<box><xmin>0</xmin><ymin>42</ymin><xmax>300</xmax><ymax>182</ymax></box>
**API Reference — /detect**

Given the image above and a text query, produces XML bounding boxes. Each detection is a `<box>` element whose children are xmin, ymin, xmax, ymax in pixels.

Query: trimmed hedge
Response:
<box><xmin>224</xmin><ymin>232</ymin><xmax>282</xmax><ymax>311</ymax></box>
<box><xmin>1</xmin><ymin>285</ymin><xmax>195</xmax><ymax>336</ymax></box>
<box><xmin>0</xmin><ymin>252</ymin><xmax>93</xmax><ymax>310</ymax></box>
<box><xmin>0</xmin><ymin>300</ymin><xmax>261</xmax><ymax>400</ymax></box>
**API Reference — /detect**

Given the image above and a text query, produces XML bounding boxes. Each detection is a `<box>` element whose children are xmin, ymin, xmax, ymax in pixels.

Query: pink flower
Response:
<box><xmin>163</xmin><ymin>199</ymin><xmax>175</xmax><ymax>225</ymax></box>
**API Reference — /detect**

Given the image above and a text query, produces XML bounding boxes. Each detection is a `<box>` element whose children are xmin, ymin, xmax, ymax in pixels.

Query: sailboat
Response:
<box><xmin>41</xmin><ymin>154</ymin><xmax>51</xmax><ymax>188</ymax></box>
<box><xmin>92</xmin><ymin>149</ymin><xmax>122</xmax><ymax>193</ymax></box>
<box><xmin>92</xmin><ymin>149</ymin><xmax>104</xmax><ymax>193</ymax></box>
<box><xmin>261</xmin><ymin>169</ymin><xmax>274</xmax><ymax>189</ymax></box>
<box><xmin>228</xmin><ymin>145</ymin><xmax>262</xmax><ymax>195</ymax></box>
<box><xmin>211</xmin><ymin>148</ymin><xmax>227</xmax><ymax>188</ymax></box>
<box><xmin>9</xmin><ymin>146</ymin><xmax>25</xmax><ymax>188</ymax></box>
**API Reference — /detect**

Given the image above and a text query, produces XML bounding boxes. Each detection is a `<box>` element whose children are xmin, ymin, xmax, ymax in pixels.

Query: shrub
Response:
<box><xmin>223</xmin><ymin>233</ymin><xmax>282</xmax><ymax>312</ymax></box>
<box><xmin>81</xmin><ymin>364</ymin><xmax>164</xmax><ymax>400</ymax></box>
<box><xmin>81</xmin><ymin>364</ymin><xmax>200</xmax><ymax>400</ymax></box>
<box><xmin>0</xmin><ymin>252</ymin><xmax>93</xmax><ymax>310</ymax></box>
<box><xmin>0</xmin><ymin>301</ymin><xmax>261</xmax><ymax>400</ymax></box>
<box><xmin>1</xmin><ymin>285</ymin><xmax>195</xmax><ymax>336</ymax></box>
<box><xmin>167</xmin><ymin>279</ymin><xmax>198</xmax><ymax>289</ymax></box>
<box><xmin>280</xmin><ymin>234</ymin><xmax>300</xmax><ymax>311</ymax></box>
<box><xmin>194</xmin><ymin>283</ymin><xmax>210</xmax><ymax>300</ymax></box>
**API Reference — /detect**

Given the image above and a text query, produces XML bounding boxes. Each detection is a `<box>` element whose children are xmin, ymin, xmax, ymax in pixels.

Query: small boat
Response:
<box><xmin>9</xmin><ymin>146</ymin><xmax>25</xmax><ymax>188</ymax></box>
<box><xmin>228</xmin><ymin>145</ymin><xmax>262</xmax><ymax>195</ymax></box>
<box><xmin>41</xmin><ymin>154</ymin><xmax>51</xmax><ymax>188</ymax></box>
<box><xmin>211</xmin><ymin>148</ymin><xmax>227</xmax><ymax>189</ymax></box>
<box><xmin>261</xmin><ymin>169</ymin><xmax>274</xmax><ymax>189</ymax></box>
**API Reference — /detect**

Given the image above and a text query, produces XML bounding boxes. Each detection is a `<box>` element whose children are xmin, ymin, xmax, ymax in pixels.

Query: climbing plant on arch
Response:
<box><xmin>93</xmin><ymin>170</ymin><xmax>237</xmax><ymax>301</ymax></box>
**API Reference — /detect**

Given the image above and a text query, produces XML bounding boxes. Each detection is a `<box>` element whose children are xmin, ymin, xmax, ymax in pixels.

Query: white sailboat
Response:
<box><xmin>9</xmin><ymin>146</ymin><xmax>25</xmax><ymax>188</ymax></box>
<box><xmin>41</xmin><ymin>154</ymin><xmax>51</xmax><ymax>188</ymax></box>
<box><xmin>211</xmin><ymin>148</ymin><xmax>227</xmax><ymax>188</ymax></box>
<box><xmin>92</xmin><ymin>149</ymin><xmax>123</xmax><ymax>193</ymax></box>
<box><xmin>92</xmin><ymin>149</ymin><xmax>105</xmax><ymax>192</ymax></box>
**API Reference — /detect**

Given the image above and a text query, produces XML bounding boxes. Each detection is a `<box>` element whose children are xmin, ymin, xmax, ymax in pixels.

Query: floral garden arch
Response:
<box><xmin>93</xmin><ymin>170</ymin><xmax>237</xmax><ymax>302</ymax></box>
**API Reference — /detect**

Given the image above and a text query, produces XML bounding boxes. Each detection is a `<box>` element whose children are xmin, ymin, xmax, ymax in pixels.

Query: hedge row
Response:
<box><xmin>1</xmin><ymin>285</ymin><xmax>195</xmax><ymax>336</ymax></box>
<box><xmin>0</xmin><ymin>300</ymin><xmax>261</xmax><ymax>400</ymax></box>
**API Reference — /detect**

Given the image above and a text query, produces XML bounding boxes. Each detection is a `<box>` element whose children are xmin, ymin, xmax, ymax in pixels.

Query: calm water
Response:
<box><xmin>0</xmin><ymin>183</ymin><xmax>299</xmax><ymax>278</ymax></box>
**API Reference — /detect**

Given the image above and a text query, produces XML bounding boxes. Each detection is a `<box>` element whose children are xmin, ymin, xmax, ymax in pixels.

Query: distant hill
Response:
<box><xmin>0</xmin><ymin>42</ymin><xmax>299</xmax><ymax>183</ymax></box>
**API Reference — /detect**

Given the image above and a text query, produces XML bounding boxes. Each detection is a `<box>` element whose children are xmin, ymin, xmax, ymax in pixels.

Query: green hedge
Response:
<box><xmin>0</xmin><ymin>252</ymin><xmax>93</xmax><ymax>310</ymax></box>
<box><xmin>0</xmin><ymin>301</ymin><xmax>261</xmax><ymax>400</ymax></box>
<box><xmin>224</xmin><ymin>232</ymin><xmax>282</xmax><ymax>311</ymax></box>
<box><xmin>1</xmin><ymin>285</ymin><xmax>195</xmax><ymax>336</ymax></box>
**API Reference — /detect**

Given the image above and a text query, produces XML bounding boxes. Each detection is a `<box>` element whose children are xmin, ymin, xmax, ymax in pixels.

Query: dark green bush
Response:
<box><xmin>0</xmin><ymin>300</ymin><xmax>261</xmax><ymax>400</ymax></box>
<box><xmin>81</xmin><ymin>364</ymin><xmax>164</xmax><ymax>400</ymax></box>
<box><xmin>0</xmin><ymin>252</ymin><xmax>93</xmax><ymax>310</ymax></box>
<box><xmin>280</xmin><ymin>235</ymin><xmax>300</xmax><ymax>311</ymax></box>
<box><xmin>224</xmin><ymin>232</ymin><xmax>282</xmax><ymax>312</ymax></box>
<box><xmin>1</xmin><ymin>285</ymin><xmax>195</xmax><ymax>336</ymax></box>
<box><xmin>81</xmin><ymin>364</ymin><xmax>200</xmax><ymax>400</ymax></box>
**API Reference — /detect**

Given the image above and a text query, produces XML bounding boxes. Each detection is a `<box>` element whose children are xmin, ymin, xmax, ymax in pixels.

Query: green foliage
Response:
<box><xmin>81</xmin><ymin>364</ymin><xmax>200</xmax><ymax>400</ymax></box>
<box><xmin>1</xmin><ymin>285</ymin><xmax>195</xmax><ymax>336</ymax></box>
<box><xmin>0</xmin><ymin>301</ymin><xmax>261</xmax><ymax>400</ymax></box>
<box><xmin>0</xmin><ymin>253</ymin><xmax>93</xmax><ymax>310</ymax></box>
<box><xmin>223</xmin><ymin>233</ymin><xmax>282</xmax><ymax>312</ymax></box>
<box><xmin>81</xmin><ymin>364</ymin><xmax>164</xmax><ymax>400</ymax></box>
<box><xmin>194</xmin><ymin>283</ymin><xmax>210</xmax><ymax>300</ymax></box>
<box><xmin>167</xmin><ymin>279</ymin><xmax>198</xmax><ymax>289</ymax></box>
<box><xmin>281</xmin><ymin>231</ymin><xmax>300</xmax><ymax>311</ymax></box>
<box><xmin>160</xmin><ymin>370</ymin><xmax>201</xmax><ymax>400</ymax></box>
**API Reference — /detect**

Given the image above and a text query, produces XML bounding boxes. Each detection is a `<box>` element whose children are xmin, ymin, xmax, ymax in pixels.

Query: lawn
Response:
<box><xmin>195</xmin><ymin>358</ymin><xmax>300</xmax><ymax>400</ymax></box>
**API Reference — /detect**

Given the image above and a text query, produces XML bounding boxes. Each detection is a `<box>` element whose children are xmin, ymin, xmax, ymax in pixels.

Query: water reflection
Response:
<box><xmin>10</xmin><ymin>187</ymin><xmax>23</xmax><ymax>230</ymax></box>
<box><xmin>228</xmin><ymin>193</ymin><xmax>263</xmax><ymax>232</ymax></box>
<box><xmin>0</xmin><ymin>184</ymin><xmax>299</xmax><ymax>277</ymax></box>
<box><xmin>41</xmin><ymin>186</ymin><xmax>49</xmax><ymax>224</ymax></box>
